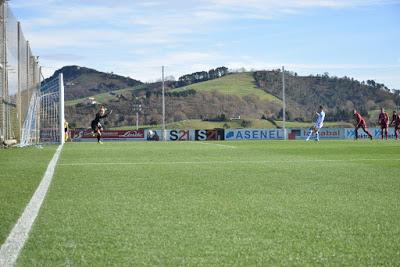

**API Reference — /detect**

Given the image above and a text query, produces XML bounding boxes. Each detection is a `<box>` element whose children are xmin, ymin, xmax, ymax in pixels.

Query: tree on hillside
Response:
<box><xmin>176</xmin><ymin>66</ymin><xmax>229</xmax><ymax>87</ymax></box>
<box><xmin>253</xmin><ymin>70</ymin><xmax>397</xmax><ymax>122</ymax></box>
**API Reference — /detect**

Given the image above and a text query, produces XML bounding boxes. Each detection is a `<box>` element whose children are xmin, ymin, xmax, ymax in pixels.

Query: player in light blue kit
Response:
<box><xmin>306</xmin><ymin>105</ymin><xmax>325</xmax><ymax>141</ymax></box>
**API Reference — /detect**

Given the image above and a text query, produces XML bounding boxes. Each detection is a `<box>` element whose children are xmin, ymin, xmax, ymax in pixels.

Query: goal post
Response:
<box><xmin>59</xmin><ymin>73</ymin><xmax>64</xmax><ymax>145</ymax></box>
<box><xmin>38</xmin><ymin>73</ymin><xmax>65</xmax><ymax>145</ymax></box>
<box><xmin>19</xmin><ymin>72</ymin><xmax>65</xmax><ymax>147</ymax></box>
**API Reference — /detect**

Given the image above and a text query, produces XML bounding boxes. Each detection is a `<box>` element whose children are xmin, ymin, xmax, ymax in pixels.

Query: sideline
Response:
<box><xmin>57</xmin><ymin>158</ymin><xmax>400</xmax><ymax>167</ymax></box>
<box><xmin>0</xmin><ymin>145</ymin><xmax>63</xmax><ymax>267</ymax></box>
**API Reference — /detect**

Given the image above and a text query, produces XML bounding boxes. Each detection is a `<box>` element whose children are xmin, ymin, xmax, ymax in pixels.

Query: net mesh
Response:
<box><xmin>40</xmin><ymin>75</ymin><xmax>62</xmax><ymax>144</ymax></box>
<box><xmin>0</xmin><ymin>2</ymin><xmax>59</xmax><ymax>147</ymax></box>
<box><xmin>19</xmin><ymin>90</ymin><xmax>39</xmax><ymax>146</ymax></box>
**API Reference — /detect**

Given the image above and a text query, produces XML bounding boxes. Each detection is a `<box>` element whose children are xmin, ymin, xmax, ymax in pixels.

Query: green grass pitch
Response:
<box><xmin>0</xmin><ymin>146</ymin><xmax>57</xmax><ymax>245</ymax></box>
<box><xmin>2</xmin><ymin>141</ymin><xmax>400</xmax><ymax>266</ymax></box>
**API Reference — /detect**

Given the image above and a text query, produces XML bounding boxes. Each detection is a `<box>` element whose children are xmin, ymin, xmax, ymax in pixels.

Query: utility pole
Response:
<box><xmin>59</xmin><ymin>73</ymin><xmax>64</xmax><ymax>145</ymax></box>
<box><xmin>282</xmin><ymin>66</ymin><xmax>287</xmax><ymax>140</ymax></box>
<box><xmin>162</xmin><ymin>66</ymin><xmax>166</xmax><ymax>141</ymax></box>
<box><xmin>133</xmin><ymin>97</ymin><xmax>142</xmax><ymax>130</ymax></box>
<box><xmin>0</xmin><ymin>0</ymin><xmax>2</xmax><ymax>142</ymax></box>
<box><xmin>17</xmin><ymin>21</ymin><xmax>22</xmax><ymax>140</ymax></box>
<box><xmin>1</xmin><ymin>2</ymin><xmax>7</xmax><ymax>140</ymax></box>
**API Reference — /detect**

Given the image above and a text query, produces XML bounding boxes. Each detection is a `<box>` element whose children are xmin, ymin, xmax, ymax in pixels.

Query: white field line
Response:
<box><xmin>57</xmin><ymin>158</ymin><xmax>400</xmax><ymax>167</ymax></box>
<box><xmin>0</xmin><ymin>145</ymin><xmax>63</xmax><ymax>267</ymax></box>
<box><xmin>198</xmin><ymin>142</ymin><xmax>236</xmax><ymax>149</ymax></box>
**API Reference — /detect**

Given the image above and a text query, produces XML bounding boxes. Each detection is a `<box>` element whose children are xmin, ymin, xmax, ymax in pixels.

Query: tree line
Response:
<box><xmin>175</xmin><ymin>67</ymin><xmax>228</xmax><ymax>87</ymax></box>
<box><xmin>253</xmin><ymin>70</ymin><xmax>398</xmax><ymax>123</ymax></box>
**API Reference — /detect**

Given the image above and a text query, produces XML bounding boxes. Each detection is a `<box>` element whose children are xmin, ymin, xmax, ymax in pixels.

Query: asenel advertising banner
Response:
<box><xmin>224</xmin><ymin>129</ymin><xmax>284</xmax><ymax>140</ymax></box>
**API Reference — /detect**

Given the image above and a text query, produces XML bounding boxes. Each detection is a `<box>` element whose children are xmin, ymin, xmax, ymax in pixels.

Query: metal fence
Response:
<box><xmin>0</xmin><ymin>0</ymin><xmax>41</xmax><ymax>144</ymax></box>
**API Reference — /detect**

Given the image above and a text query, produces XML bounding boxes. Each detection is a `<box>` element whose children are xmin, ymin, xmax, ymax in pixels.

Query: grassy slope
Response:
<box><xmin>0</xmin><ymin>146</ymin><xmax>57</xmax><ymax>244</ymax></box>
<box><xmin>66</xmin><ymin>72</ymin><xmax>280</xmax><ymax>106</ymax></box>
<box><xmin>173</xmin><ymin>72</ymin><xmax>282</xmax><ymax>103</ymax></box>
<box><xmin>65</xmin><ymin>84</ymin><xmax>147</xmax><ymax>106</ymax></box>
<box><xmin>66</xmin><ymin>92</ymin><xmax>119</xmax><ymax>106</ymax></box>
<box><xmin>18</xmin><ymin>141</ymin><xmax>400</xmax><ymax>266</ymax></box>
<box><xmin>65</xmin><ymin>92</ymin><xmax>115</xmax><ymax>106</ymax></box>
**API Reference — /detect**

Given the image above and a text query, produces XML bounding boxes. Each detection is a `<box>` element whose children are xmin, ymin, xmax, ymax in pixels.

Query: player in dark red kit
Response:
<box><xmin>391</xmin><ymin>111</ymin><xmax>400</xmax><ymax>140</ymax></box>
<box><xmin>378</xmin><ymin>107</ymin><xmax>389</xmax><ymax>140</ymax></box>
<box><xmin>353</xmin><ymin>109</ymin><xmax>373</xmax><ymax>140</ymax></box>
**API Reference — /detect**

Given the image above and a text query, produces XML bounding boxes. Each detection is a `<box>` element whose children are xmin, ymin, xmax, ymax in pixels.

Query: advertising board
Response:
<box><xmin>344</xmin><ymin>128</ymin><xmax>398</xmax><ymax>139</ymax></box>
<box><xmin>71</xmin><ymin>129</ymin><xmax>145</xmax><ymax>141</ymax></box>
<box><xmin>225</xmin><ymin>129</ymin><xmax>284</xmax><ymax>140</ymax></box>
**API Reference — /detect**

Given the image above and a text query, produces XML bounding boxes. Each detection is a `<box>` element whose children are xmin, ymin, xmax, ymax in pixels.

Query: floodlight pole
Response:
<box><xmin>36</xmin><ymin>65</ymin><xmax>41</xmax><ymax>144</ymax></box>
<box><xmin>133</xmin><ymin>97</ymin><xmax>142</xmax><ymax>130</ymax></box>
<box><xmin>17</xmin><ymin>22</ymin><xmax>22</xmax><ymax>137</ymax></box>
<box><xmin>136</xmin><ymin>112</ymin><xmax>139</xmax><ymax>130</ymax></box>
<box><xmin>1</xmin><ymin>2</ymin><xmax>7</xmax><ymax>140</ymax></box>
<box><xmin>162</xmin><ymin>66</ymin><xmax>166</xmax><ymax>141</ymax></box>
<box><xmin>282</xmin><ymin>66</ymin><xmax>287</xmax><ymax>140</ymax></box>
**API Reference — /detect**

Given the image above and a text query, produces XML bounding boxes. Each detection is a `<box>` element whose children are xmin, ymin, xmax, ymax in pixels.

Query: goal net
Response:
<box><xmin>39</xmin><ymin>74</ymin><xmax>64</xmax><ymax>145</ymax></box>
<box><xmin>1</xmin><ymin>2</ymin><xmax>64</xmax><ymax>147</ymax></box>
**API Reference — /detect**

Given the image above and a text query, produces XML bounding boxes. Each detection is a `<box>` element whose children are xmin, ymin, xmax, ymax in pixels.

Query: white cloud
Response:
<box><xmin>226</xmin><ymin>60</ymin><xmax>400</xmax><ymax>72</ymax></box>
<box><xmin>39</xmin><ymin>53</ymin><xmax>86</xmax><ymax>61</ymax></box>
<box><xmin>9</xmin><ymin>0</ymin><xmax>400</xmax><ymax>89</ymax></box>
<box><xmin>24</xmin><ymin>29</ymin><xmax>118</xmax><ymax>49</ymax></box>
<box><xmin>162</xmin><ymin>52</ymin><xmax>216</xmax><ymax>63</ymax></box>
<box><xmin>18</xmin><ymin>5</ymin><xmax>133</xmax><ymax>28</ymax></box>
<box><xmin>15</xmin><ymin>0</ymin><xmax>399</xmax><ymax>49</ymax></box>
<box><xmin>205</xmin><ymin>0</ymin><xmax>400</xmax><ymax>20</ymax></box>
<box><xmin>209</xmin><ymin>0</ymin><xmax>397</xmax><ymax>9</ymax></box>
<box><xmin>8</xmin><ymin>0</ymin><xmax>58</xmax><ymax>8</ymax></box>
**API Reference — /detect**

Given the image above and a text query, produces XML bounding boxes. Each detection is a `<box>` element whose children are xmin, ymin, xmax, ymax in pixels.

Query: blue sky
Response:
<box><xmin>10</xmin><ymin>0</ymin><xmax>400</xmax><ymax>89</ymax></box>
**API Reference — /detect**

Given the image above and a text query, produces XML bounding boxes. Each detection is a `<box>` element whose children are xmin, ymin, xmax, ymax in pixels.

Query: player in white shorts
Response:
<box><xmin>306</xmin><ymin>105</ymin><xmax>325</xmax><ymax>141</ymax></box>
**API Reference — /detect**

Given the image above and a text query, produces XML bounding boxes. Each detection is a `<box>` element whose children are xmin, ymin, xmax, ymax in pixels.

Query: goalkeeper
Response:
<box><xmin>91</xmin><ymin>105</ymin><xmax>112</xmax><ymax>144</ymax></box>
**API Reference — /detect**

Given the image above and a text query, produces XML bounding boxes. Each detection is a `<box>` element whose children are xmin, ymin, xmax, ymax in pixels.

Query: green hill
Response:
<box><xmin>46</xmin><ymin>66</ymin><xmax>142</xmax><ymax>101</ymax></box>
<box><xmin>57</xmin><ymin>65</ymin><xmax>398</xmax><ymax>129</ymax></box>
<box><xmin>254</xmin><ymin>70</ymin><xmax>399</xmax><ymax>122</ymax></box>
<box><xmin>67</xmin><ymin>72</ymin><xmax>279</xmax><ymax>107</ymax></box>
<box><xmin>65</xmin><ymin>71</ymin><xmax>285</xmax><ymax>128</ymax></box>
<box><xmin>174</xmin><ymin>72</ymin><xmax>281</xmax><ymax>103</ymax></box>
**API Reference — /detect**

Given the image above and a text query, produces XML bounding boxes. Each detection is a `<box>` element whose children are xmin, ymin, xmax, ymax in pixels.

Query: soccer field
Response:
<box><xmin>2</xmin><ymin>140</ymin><xmax>400</xmax><ymax>266</ymax></box>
